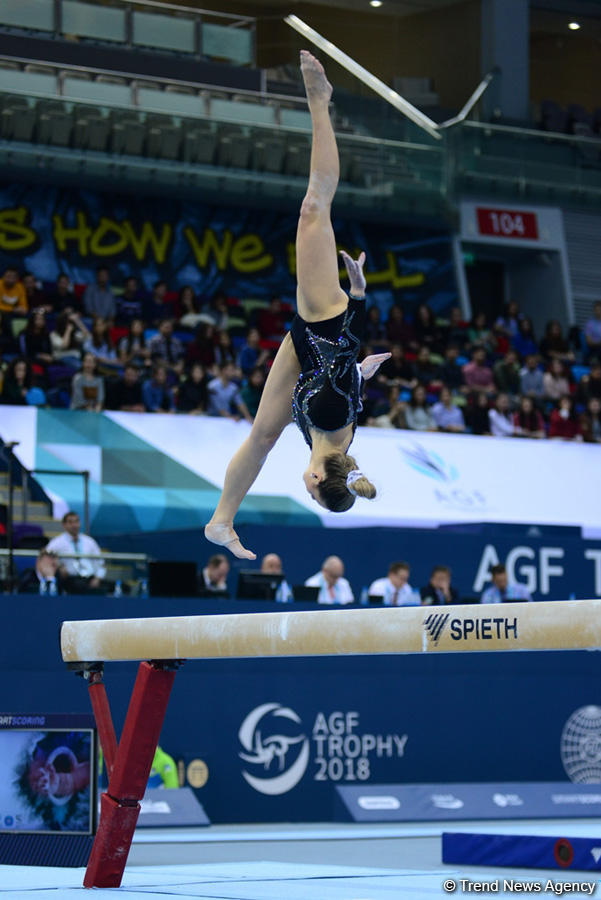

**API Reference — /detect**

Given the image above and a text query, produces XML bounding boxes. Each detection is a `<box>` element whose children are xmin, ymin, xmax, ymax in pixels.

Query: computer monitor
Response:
<box><xmin>292</xmin><ymin>585</ymin><xmax>320</xmax><ymax>603</ymax></box>
<box><xmin>148</xmin><ymin>561</ymin><xmax>198</xmax><ymax>597</ymax></box>
<box><xmin>236</xmin><ymin>570</ymin><xmax>284</xmax><ymax>600</ymax></box>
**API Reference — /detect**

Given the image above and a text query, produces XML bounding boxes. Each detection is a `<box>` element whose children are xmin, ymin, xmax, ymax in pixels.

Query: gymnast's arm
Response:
<box><xmin>205</xmin><ymin>333</ymin><xmax>301</xmax><ymax>560</ymax></box>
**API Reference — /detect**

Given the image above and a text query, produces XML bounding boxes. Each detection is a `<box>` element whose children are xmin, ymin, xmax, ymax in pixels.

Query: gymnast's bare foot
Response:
<box><xmin>300</xmin><ymin>49</ymin><xmax>332</xmax><ymax>106</ymax></box>
<box><xmin>204</xmin><ymin>522</ymin><xmax>256</xmax><ymax>560</ymax></box>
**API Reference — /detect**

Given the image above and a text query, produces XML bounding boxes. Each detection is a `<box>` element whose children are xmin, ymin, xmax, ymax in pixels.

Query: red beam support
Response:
<box><xmin>84</xmin><ymin>661</ymin><xmax>177</xmax><ymax>888</ymax></box>
<box><xmin>87</xmin><ymin>670</ymin><xmax>118</xmax><ymax>777</ymax></box>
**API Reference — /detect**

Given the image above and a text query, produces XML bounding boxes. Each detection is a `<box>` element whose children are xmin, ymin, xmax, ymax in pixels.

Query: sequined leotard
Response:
<box><xmin>290</xmin><ymin>295</ymin><xmax>366</xmax><ymax>449</ymax></box>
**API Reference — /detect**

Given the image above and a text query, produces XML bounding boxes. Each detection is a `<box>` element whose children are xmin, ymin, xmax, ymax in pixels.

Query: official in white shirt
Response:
<box><xmin>369</xmin><ymin>561</ymin><xmax>417</xmax><ymax>605</ymax></box>
<box><xmin>305</xmin><ymin>555</ymin><xmax>354</xmax><ymax>605</ymax></box>
<box><xmin>46</xmin><ymin>510</ymin><xmax>106</xmax><ymax>593</ymax></box>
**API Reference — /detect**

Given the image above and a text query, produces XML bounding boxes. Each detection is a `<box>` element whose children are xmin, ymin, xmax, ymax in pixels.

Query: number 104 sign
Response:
<box><xmin>476</xmin><ymin>207</ymin><xmax>539</xmax><ymax>240</ymax></box>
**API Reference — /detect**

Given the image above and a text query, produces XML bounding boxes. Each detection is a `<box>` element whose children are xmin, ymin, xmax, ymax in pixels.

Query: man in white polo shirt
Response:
<box><xmin>46</xmin><ymin>510</ymin><xmax>107</xmax><ymax>594</ymax></box>
<box><xmin>305</xmin><ymin>555</ymin><xmax>354</xmax><ymax>605</ymax></box>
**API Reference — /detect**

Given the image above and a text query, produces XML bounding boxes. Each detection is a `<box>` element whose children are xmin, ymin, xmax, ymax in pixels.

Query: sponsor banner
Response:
<box><xmin>443</xmin><ymin>831</ymin><xmax>601</xmax><ymax>873</ymax></box>
<box><xmin>137</xmin><ymin>788</ymin><xmax>209</xmax><ymax>829</ymax></box>
<box><xmin>336</xmin><ymin>782</ymin><xmax>601</xmax><ymax>822</ymax></box>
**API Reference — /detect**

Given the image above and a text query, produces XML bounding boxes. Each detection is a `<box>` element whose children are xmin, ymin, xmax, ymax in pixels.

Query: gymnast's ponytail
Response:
<box><xmin>318</xmin><ymin>452</ymin><xmax>377</xmax><ymax>512</ymax></box>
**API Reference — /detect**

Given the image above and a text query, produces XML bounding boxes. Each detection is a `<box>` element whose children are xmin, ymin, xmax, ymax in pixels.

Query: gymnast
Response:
<box><xmin>205</xmin><ymin>50</ymin><xmax>390</xmax><ymax>560</ymax></box>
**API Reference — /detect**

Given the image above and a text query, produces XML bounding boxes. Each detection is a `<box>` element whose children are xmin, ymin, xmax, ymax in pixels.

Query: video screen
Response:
<box><xmin>0</xmin><ymin>718</ymin><xmax>95</xmax><ymax>835</ymax></box>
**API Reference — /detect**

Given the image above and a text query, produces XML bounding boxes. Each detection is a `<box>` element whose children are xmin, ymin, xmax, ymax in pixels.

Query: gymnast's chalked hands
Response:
<box><xmin>204</xmin><ymin>522</ymin><xmax>257</xmax><ymax>560</ymax></box>
<box><xmin>360</xmin><ymin>353</ymin><xmax>392</xmax><ymax>380</ymax></box>
<box><xmin>340</xmin><ymin>249</ymin><xmax>367</xmax><ymax>296</ymax></box>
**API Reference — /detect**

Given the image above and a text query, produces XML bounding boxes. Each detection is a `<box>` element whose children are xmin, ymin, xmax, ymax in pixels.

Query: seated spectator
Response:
<box><xmin>549</xmin><ymin>395</ymin><xmax>581</xmax><ymax>441</ymax></box>
<box><xmin>439</xmin><ymin>345</ymin><xmax>466</xmax><ymax>394</ymax></box>
<box><xmin>19</xmin><ymin>310</ymin><xmax>53</xmax><ymax>366</ymax></box>
<box><xmin>177</xmin><ymin>362</ymin><xmax>208</xmax><ymax>414</ymax></box>
<box><xmin>116</xmin><ymin>276</ymin><xmax>144</xmax><ymax>324</ymax></box>
<box><xmin>238</xmin><ymin>327</ymin><xmax>269</xmax><ymax>376</ymax></box>
<box><xmin>214</xmin><ymin>330</ymin><xmax>238</xmax><ymax>371</ymax></box>
<box><xmin>386</xmin><ymin>305</ymin><xmax>416</xmax><ymax>348</ymax></box>
<box><xmin>186</xmin><ymin>322</ymin><xmax>217</xmax><ymax>371</ymax></box>
<box><xmin>495</xmin><ymin>300</ymin><xmax>522</xmax><ymax>340</ymax></box>
<box><xmin>489</xmin><ymin>392</ymin><xmax>514</xmax><ymax>437</ymax></box>
<box><xmin>581</xmin><ymin>397</ymin><xmax>601</xmax><ymax>443</ymax></box>
<box><xmin>481</xmin><ymin>563</ymin><xmax>532</xmax><ymax>604</ymax></box>
<box><xmin>17</xmin><ymin>550</ymin><xmax>66</xmax><ymax>595</ymax></box>
<box><xmin>584</xmin><ymin>301</ymin><xmax>601</xmax><ymax>362</ymax></box>
<box><xmin>106</xmin><ymin>363</ymin><xmax>145</xmax><ymax>412</ymax></box>
<box><xmin>369</xmin><ymin>561</ymin><xmax>416</xmax><ymax>605</ymax></box>
<box><xmin>305</xmin><ymin>555</ymin><xmax>354</xmax><ymax>605</ymax></box>
<box><xmin>144</xmin><ymin>279</ymin><xmax>173</xmax><ymax>324</ymax></box>
<box><xmin>467</xmin><ymin>311</ymin><xmax>494</xmax><ymax>355</ymax></box>
<box><xmin>519</xmin><ymin>354</ymin><xmax>544</xmax><ymax>400</ymax></box>
<box><xmin>1</xmin><ymin>357</ymin><xmax>34</xmax><ymax>405</ymax></box>
<box><xmin>241</xmin><ymin>366</ymin><xmax>265</xmax><ymax>419</ymax></box>
<box><xmin>512</xmin><ymin>317</ymin><xmax>538</xmax><ymax>360</ymax></box>
<box><xmin>421</xmin><ymin>565</ymin><xmax>460</xmax><ymax>605</ymax></box>
<box><xmin>543</xmin><ymin>358</ymin><xmax>571</xmax><ymax>401</ymax></box>
<box><xmin>463</xmin><ymin>347</ymin><xmax>494</xmax><ymax>394</ymax></box>
<box><xmin>0</xmin><ymin>266</ymin><xmax>27</xmax><ymax>313</ymax></box>
<box><xmin>368</xmin><ymin>385</ymin><xmax>408</xmax><ymax>430</ymax></box>
<box><xmin>413</xmin><ymin>346</ymin><xmax>442</xmax><ymax>390</ymax></box>
<box><xmin>493</xmin><ymin>349</ymin><xmax>520</xmax><ymax>396</ymax></box>
<box><xmin>405</xmin><ymin>385</ymin><xmax>435</xmax><ymax>431</ymax></box>
<box><xmin>83</xmin><ymin>266</ymin><xmax>116</xmax><ymax>321</ymax></box>
<box><xmin>50</xmin><ymin>311</ymin><xmax>89</xmax><ymax>366</ymax></box>
<box><xmin>47</xmin><ymin>272</ymin><xmax>78</xmax><ymax>313</ymax></box>
<box><xmin>208</xmin><ymin>362</ymin><xmax>252</xmax><ymax>422</ymax></box>
<box><xmin>377</xmin><ymin>344</ymin><xmax>416</xmax><ymax>391</ymax></box>
<box><xmin>431</xmin><ymin>386</ymin><xmax>465</xmax><ymax>432</ymax></box>
<box><xmin>83</xmin><ymin>317</ymin><xmax>117</xmax><ymax>368</ymax></box>
<box><xmin>46</xmin><ymin>511</ymin><xmax>109</xmax><ymax>595</ymax></box>
<box><xmin>464</xmin><ymin>392</ymin><xmax>491</xmax><ymax>435</ymax></box>
<box><xmin>147</xmin><ymin>745</ymin><xmax>179</xmax><ymax>789</ymax></box>
<box><xmin>365</xmin><ymin>306</ymin><xmax>387</xmax><ymax>346</ymax></box>
<box><xmin>257</xmin><ymin>295</ymin><xmax>287</xmax><ymax>340</ymax></box>
<box><xmin>513</xmin><ymin>395</ymin><xmax>545</xmax><ymax>439</ymax></box>
<box><xmin>177</xmin><ymin>285</ymin><xmax>204</xmax><ymax>329</ymax></box>
<box><xmin>539</xmin><ymin>319</ymin><xmax>574</xmax><ymax>363</ymax></box>
<box><xmin>203</xmin><ymin>290</ymin><xmax>230</xmax><ymax>331</ymax></box>
<box><xmin>444</xmin><ymin>307</ymin><xmax>469</xmax><ymax>350</ymax></box>
<box><xmin>148</xmin><ymin>319</ymin><xmax>184</xmax><ymax>374</ymax></box>
<box><xmin>413</xmin><ymin>303</ymin><xmax>442</xmax><ymax>354</ymax></box>
<box><xmin>71</xmin><ymin>352</ymin><xmax>104</xmax><ymax>411</ymax></box>
<box><xmin>199</xmin><ymin>553</ymin><xmax>229</xmax><ymax>595</ymax></box>
<box><xmin>578</xmin><ymin>358</ymin><xmax>601</xmax><ymax>402</ymax></box>
<box><xmin>261</xmin><ymin>553</ymin><xmax>293</xmax><ymax>602</ymax></box>
<box><xmin>142</xmin><ymin>363</ymin><xmax>175</xmax><ymax>413</ymax></box>
<box><xmin>23</xmin><ymin>272</ymin><xmax>46</xmax><ymax>310</ymax></box>
<box><xmin>118</xmin><ymin>318</ymin><xmax>151</xmax><ymax>369</ymax></box>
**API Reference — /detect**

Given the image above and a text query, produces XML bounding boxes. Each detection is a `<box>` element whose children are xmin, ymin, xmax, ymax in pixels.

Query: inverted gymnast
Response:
<box><xmin>205</xmin><ymin>50</ymin><xmax>390</xmax><ymax>560</ymax></box>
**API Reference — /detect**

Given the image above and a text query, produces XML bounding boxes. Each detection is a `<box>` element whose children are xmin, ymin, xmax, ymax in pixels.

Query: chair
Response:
<box><xmin>36</xmin><ymin>101</ymin><xmax>73</xmax><ymax>147</ymax></box>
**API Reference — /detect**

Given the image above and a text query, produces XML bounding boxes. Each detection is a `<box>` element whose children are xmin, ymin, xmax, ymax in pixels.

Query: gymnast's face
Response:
<box><xmin>302</xmin><ymin>466</ymin><xmax>327</xmax><ymax>507</ymax></box>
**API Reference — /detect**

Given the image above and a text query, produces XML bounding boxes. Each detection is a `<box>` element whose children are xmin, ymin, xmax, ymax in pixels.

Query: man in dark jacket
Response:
<box><xmin>18</xmin><ymin>550</ymin><xmax>66</xmax><ymax>594</ymax></box>
<box><xmin>420</xmin><ymin>565</ymin><xmax>461</xmax><ymax>605</ymax></box>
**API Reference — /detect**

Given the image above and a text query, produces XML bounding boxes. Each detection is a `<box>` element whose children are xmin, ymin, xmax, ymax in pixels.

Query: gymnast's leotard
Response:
<box><xmin>290</xmin><ymin>294</ymin><xmax>366</xmax><ymax>449</ymax></box>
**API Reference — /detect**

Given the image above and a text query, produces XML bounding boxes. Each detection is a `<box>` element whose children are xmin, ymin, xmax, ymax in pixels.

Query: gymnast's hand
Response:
<box><xmin>204</xmin><ymin>522</ymin><xmax>257</xmax><ymax>560</ymax></box>
<box><xmin>340</xmin><ymin>250</ymin><xmax>367</xmax><ymax>297</ymax></box>
<box><xmin>360</xmin><ymin>353</ymin><xmax>391</xmax><ymax>381</ymax></box>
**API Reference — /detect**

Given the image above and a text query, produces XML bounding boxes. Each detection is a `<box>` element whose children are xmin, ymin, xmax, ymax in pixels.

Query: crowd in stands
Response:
<box><xmin>1</xmin><ymin>263</ymin><xmax>600</xmax><ymax>442</ymax></box>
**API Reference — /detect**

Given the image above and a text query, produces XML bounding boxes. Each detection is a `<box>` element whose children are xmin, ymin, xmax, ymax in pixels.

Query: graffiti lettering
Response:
<box><xmin>0</xmin><ymin>206</ymin><xmax>37</xmax><ymax>252</ymax></box>
<box><xmin>184</xmin><ymin>226</ymin><xmax>272</xmax><ymax>273</ymax></box>
<box><xmin>53</xmin><ymin>212</ymin><xmax>173</xmax><ymax>262</ymax></box>
<box><xmin>286</xmin><ymin>242</ymin><xmax>426</xmax><ymax>290</ymax></box>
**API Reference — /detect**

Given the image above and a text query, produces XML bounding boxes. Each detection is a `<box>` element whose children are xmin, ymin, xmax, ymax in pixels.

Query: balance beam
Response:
<box><xmin>61</xmin><ymin>600</ymin><xmax>601</xmax><ymax>664</ymax></box>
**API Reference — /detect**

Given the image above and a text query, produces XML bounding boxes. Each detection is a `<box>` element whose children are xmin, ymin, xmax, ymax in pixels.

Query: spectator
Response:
<box><xmin>148</xmin><ymin>319</ymin><xmax>184</xmax><ymax>373</ymax></box>
<box><xmin>513</xmin><ymin>395</ymin><xmax>545</xmax><ymax>439</ymax></box>
<box><xmin>203</xmin><ymin>290</ymin><xmax>230</xmax><ymax>331</ymax></box>
<box><xmin>539</xmin><ymin>319</ymin><xmax>574</xmax><ymax>364</ymax></box>
<box><xmin>177</xmin><ymin>285</ymin><xmax>204</xmax><ymax>329</ymax></box>
<box><xmin>1</xmin><ymin>357</ymin><xmax>33</xmax><ymax>405</ymax></box>
<box><xmin>413</xmin><ymin>303</ymin><xmax>442</xmax><ymax>354</ymax></box>
<box><xmin>512</xmin><ymin>317</ymin><xmax>538</xmax><ymax>360</ymax></box>
<box><xmin>405</xmin><ymin>384</ymin><xmax>435</xmax><ymax>431</ymax></box>
<box><xmin>118</xmin><ymin>319</ymin><xmax>151</xmax><ymax>369</ymax></box>
<box><xmin>142</xmin><ymin>363</ymin><xmax>175</xmax><ymax>413</ymax></box>
<box><xmin>83</xmin><ymin>266</ymin><xmax>116</xmax><ymax>321</ymax></box>
<box><xmin>144</xmin><ymin>279</ymin><xmax>172</xmax><ymax>324</ymax></box>
<box><xmin>549</xmin><ymin>395</ymin><xmax>581</xmax><ymax>441</ymax></box>
<box><xmin>17</xmin><ymin>550</ymin><xmax>66</xmax><ymax>595</ymax></box>
<box><xmin>467</xmin><ymin>311</ymin><xmax>494</xmax><ymax>355</ymax></box>
<box><xmin>177</xmin><ymin>362</ymin><xmax>208</xmax><ymax>414</ymax></box>
<box><xmin>147</xmin><ymin>745</ymin><xmax>179</xmax><ymax>789</ymax></box>
<box><xmin>439</xmin><ymin>345</ymin><xmax>466</xmax><ymax>394</ymax></box>
<box><xmin>207</xmin><ymin>362</ymin><xmax>252</xmax><ymax>422</ymax></box>
<box><xmin>106</xmin><ymin>363</ymin><xmax>145</xmax><ymax>412</ymax></box>
<box><xmin>386</xmin><ymin>305</ymin><xmax>416</xmax><ymax>348</ymax></box>
<box><xmin>465</xmin><ymin>392</ymin><xmax>491</xmax><ymax>436</ymax></box>
<box><xmin>19</xmin><ymin>310</ymin><xmax>53</xmax><ymax>366</ymax></box>
<box><xmin>261</xmin><ymin>553</ymin><xmax>283</xmax><ymax>575</ymax></box>
<box><xmin>365</xmin><ymin>306</ymin><xmax>387</xmax><ymax>346</ymax></box>
<box><xmin>463</xmin><ymin>347</ymin><xmax>494</xmax><ymax>394</ymax></box>
<box><xmin>368</xmin><ymin>561</ymin><xmax>416</xmax><ymax>605</ymax></box>
<box><xmin>368</xmin><ymin>385</ymin><xmax>408</xmax><ymax>430</ymax></box>
<box><xmin>47</xmin><ymin>272</ymin><xmax>77</xmax><ymax>313</ymax></box>
<box><xmin>377</xmin><ymin>344</ymin><xmax>416</xmax><ymax>391</ymax></box>
<box><xmin>305</xmin><ymin>555</ymin><xmax>354</xmax><ymax>605</ymax></box>
<box><xmin>50</xmin><ymin>311</ymin><xmax>89</xmax><ymax>366</ymax></box>
<box><xmin>116</xmin><ymin>276</ymin><xmax>144</xmax><ymax>324</ymax></box>
<box><xmin>493</xmin><ymin>349</ymin><xmax>521</xmax><ymax>396</ymax></box>
<box><xmin>240</xmin><ymin>366</ymin><xmax>265</xmax><ymax>419</ymax></box>
<box><xmin>199</xmin><ymin>553</ymin><xmax>229</xmax><ymax>595</ymax></box>
<box><xmin>445</xmin><ymin>306</ymin><xmax>469</xmax><ymax>350</ymax></box>
<box><xmin>23</xmin><ymin>272</ymin><xmax>46</xmax><ymax>309</ymax></box>
<box><xmin>421</xmin><ymin>565</ymin><xmax>460</xmax><ymax>605</ymax></box>
<box><xmin>579</xmin><ymin>358</ymin><xmax>601</xmax><ymax>402</ymax></box>
<box><xmin>481</xmin><ymin>563</ymin><xmax>532</xmax><ymax>604</ymax></box>
<box><xmin>431</xmin><ymin>386</ymin><xmax>465</xmax><ymax>432</ymax></box>
<box><xmin>584</xmin><ymin>301</ymin><xmax>601</xmax><ymax>362</ymax></box>
<box><xmin>83</xmin><ymin>317</ymin><xmax>117</xmax><ymax>368</ymax></box>
<box><xmin>581</xmin><ymin>397</ymin><xmax>601</xmax><ymax>443</ymax></box>
<box><xmin>186</xmin><ymin>322</ymin><xmax>217</xmax><ymax>371</ymax></box>
<box><xmin>519</xmin><ymin>354</ymin><xmax>544</xmax><ymax>400</ymax></box>
<box><xmin>413</xmin><ymin>346</ymin><xmax>442</xmax><ymax>390</ymax></box>
<box><xmin>46</xmin><ymin>511</ymin><xmax>108</xmax><ymax>594</ymax></box>
<box><xmin>214</xmin><ymin>330</ymin><xmax>238</xmax><ymax>370</ymax></box>
<box><xmin>0</xmin><ymin>266</ymin><xmax>27</xmax><ymax>313</ymax></box>
<box><xmin>71</xmin><ymin>352</ymin><xmax>104</xmax><ymax>411</ymax></box>
<box><xmin>238</xmin><ymin>327</ymin><xmax>269</xmax><ymax>376</ymax></box>
<box><xmin>489</xmin><ymin>392</ymin><xmax>514</xmax><ymax>437</ymax></box>
<box><xmin>257</xmin><ymin>295</ymin><xmax>287</xmax><ymax>340</ymax></box>
<box><xmin>495</xmin><ymin>300</ymin><xmax>522</xmax><ymax>339</ymax></box>
<box><xmin>543</xmin><ymin>358</ymin><xmax>571</xmax><ymax>402</ymax></box>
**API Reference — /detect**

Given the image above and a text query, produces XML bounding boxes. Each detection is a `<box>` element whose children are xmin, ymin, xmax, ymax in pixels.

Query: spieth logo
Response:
<box><xmin>424</xmin><ymin>612</ymin><xmax>450</xmax><ymax>645</ymax></box>
<box><xmin>400</xmin><ymin>443</ymin><xmax>458</xmax><ymax>483</ymax></box>
<box><xmin>561</xmin><ymin>706</ymin><xmax>601</xmax><ymax>783</ymax></box>
<box><xmin>238</xmin><ymin>703</ymin><xmax>310</xmax><ymax>796</ymax></box>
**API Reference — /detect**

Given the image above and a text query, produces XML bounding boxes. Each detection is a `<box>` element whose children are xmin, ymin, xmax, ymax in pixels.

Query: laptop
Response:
<box><xmin>236</xmin><ymin>570</ymin><xmax>284</xmax><ymax>601</ymax></box>
<box><xmin>292</xmin><ymin>585</ymin><xmax>320</xmax><ymax>603</ymax></box>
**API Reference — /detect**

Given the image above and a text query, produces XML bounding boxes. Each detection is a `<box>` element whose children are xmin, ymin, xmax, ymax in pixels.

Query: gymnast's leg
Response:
<box><xmin>205</xmin><ymin>334</ymin><xmax>300</xmax><ymax>559</ymax></box>
<box><xmin>296</xmin><ymin>50</ymin><xmax>348</xmax><ymax>323</ymax></box>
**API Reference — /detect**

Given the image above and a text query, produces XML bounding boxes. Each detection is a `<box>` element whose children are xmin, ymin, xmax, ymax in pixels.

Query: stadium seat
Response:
<box><xmin>36</xmin><ymin>101</ymin><xmax>73</xmax><ymax>147</ymax></box>
<box><xmin>0</xmin><ymin>97</ymin><xmax>36</xmax><ymax>141</ymax></box>
<box><xmin>182</xmin><ymin>123</ymin><xmax>218</xmax><ymax>165</ymax></box>
<box><xmin>251</xmin><ymin>137</ymin><xmax>286</xmax><ymax>174</ymax></box>
<box><xmin>146</xmin><ymin>123</ymin><xmax>182</xmax><ymax>161</ymax></box>
<box><xmin>110</xmin><ymin>116</ymin><xmax>146</xmax><ymax>156</ymax></box>
<box><xmin>284</xmin><ymin>140</ymin><xmax>311</xmax><ymax>177</ymax></box>
<box><xmin>73</xmin><ymin>106</ymin><xmax>111</xmax><ymax>151</ymax></box>
<box><xmin>217</xmin><ymin>132</ymin><xmax>250</xmax><ymax>168</ymax></box>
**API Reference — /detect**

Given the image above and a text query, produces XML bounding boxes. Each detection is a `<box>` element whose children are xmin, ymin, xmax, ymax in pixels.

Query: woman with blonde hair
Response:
<box><xmin>205</xmin><ymin>51</ymin><xmax>388</xmax><ymax>559</ymax></box>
